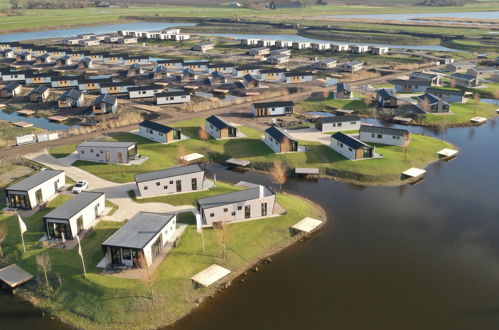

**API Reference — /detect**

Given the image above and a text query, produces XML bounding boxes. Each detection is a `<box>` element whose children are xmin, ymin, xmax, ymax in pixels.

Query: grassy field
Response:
<box><xmin>0</xmin><ymin>120</ymin><xmax>44</xmax><ymax>148</ymax></box>
<box><xmin>60</xmin><ymin>118</ymin><xmax>455</xmax><ymax>185</ymax></box>
<box><xmin>48</xmin><ymin>143</ymin><xmax>78</xmax><ymax>158</ymax></box>
<box><xmin>420</xmin><ymin>99</ymin><xmax>499</xmax><ymax>126</ymax></box>
<box><xmin>1</xmin><ymin>4</ymin><xmax>499</xmax><ymax>34</ymax></box>
<box><xmin>0</xmin><ymin>185</ymin><xmax>323</xmax><ymax>329</ymax></box>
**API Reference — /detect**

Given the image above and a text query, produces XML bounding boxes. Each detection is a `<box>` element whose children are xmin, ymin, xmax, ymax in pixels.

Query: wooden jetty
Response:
<box><xmin>294</xmin><ymin>167</ymin><xmax>319</xmax><ymax>179</ymax></box>
<box><xmin>290</xmin><ymin>217</ymin><xmax>323</xmax><ymax>235</ymax></box>
<box><xmin>12</xmin><ymin>121</ymin><xmax>34</xmax><ymax>128</ymax></box>
<box><xmin>191</xmin><ymin>264</ymin><xmax>231</xmax><ymax>289</ymax></box>
<box><xmin>0</xmin><ymin>264</ymin><xmax>33</xmax><ymax>291</ymax></box>
<box><xmin>16</xmin><ymin>109</ymin><xmax>35</xmax><ymax>116</ymax></box>
<box><xmin>48</xmin><ymin>115</ymin><xmax>68</xmax><ymax>122</ymax></box>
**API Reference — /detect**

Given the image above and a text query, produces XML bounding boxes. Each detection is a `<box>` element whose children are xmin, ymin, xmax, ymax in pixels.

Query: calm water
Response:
<box><xmin>323</xmin><ymin>11</ymin><xmax>499</xmax><ymax>21</ymax></box>
<box><xmin>0</xmin><ymin>22</ymin><xmax>195</xmax><ymax>42</ymax></box>
<box><xmin>203</xmin><ymin>33</ymin><xmax>458</xmax><ymax>52</ymax></box>
<box><xmin>0</xmin><ymin>110</ymin><xmax>72</xmax><ymax>130</ymax></box>
<box><xmin>2</xmin><ymin>118</ymin><xmax>499</xmax><ymax>329</ymax></box>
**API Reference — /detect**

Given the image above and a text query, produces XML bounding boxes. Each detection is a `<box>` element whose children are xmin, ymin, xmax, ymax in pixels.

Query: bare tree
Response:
<box><xmin>36</xmin><ymin>253</ymin><xmax>52</xmax><ymax>292</ymax></box>
<box><xmin>364</xmin><ymin>91</ymin><xmax>375</xmax><ymax>107</ymax></box>
<box><xmin>198</xmin><ymin>127</ymin><xmax>210</xmax><ymax>141</ymax></box>
<box><xmin>420</xmin><ymin>97</ymin><xmax>431</xmax><ymax>113</ymax></box>
<box><xmin>137</xmin><ymin>252</ymin><xmax>155</xmax><ymax>300</ymax></box>
<box><xmin>0</xmin><ymin>222</ymin><xmax>8</xmax><ymax>258</ymax></box>
<box><xmin>213</xmin><ymin>221</ymin><xmax>231</xmax><ymax>260</ymax></box>
<box><xmin>449</xmin><ymin>78</ymin><xmax>457</xmax><ymax>89</ymax></box>
<box><xmin>473</xmin><ymin>93</ymin><xmax>480</xmax><ymax>114</ymax></box>
<box><xmin>270</xmin><ymin>160</ymin><xmax>288</xmax><ymax>191</ymax></box>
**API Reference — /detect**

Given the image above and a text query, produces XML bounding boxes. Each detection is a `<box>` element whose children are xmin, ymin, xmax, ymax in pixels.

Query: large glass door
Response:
<box><xmin>48</xmin><ymin>222</ymin><xmax>72</xmax><ymax>240</ymax></box>
<box><xmin>110</xmin><ymin>247</ymin><xmax>122</xmax><ymax>266</ymax></box>
<box><xmin>9</xmin><ymin>194</ymin><xmax>29</xmax><ymax>209</ymax></box>
<box><xmin>245</xmin><ymin>205</ymin><xmax>251</xmax><ymax>219</ymax></box>
<box><xmin>35</xmin><ymin>189</ymin><xmax>43</xmax><ymax>205</ymax></box>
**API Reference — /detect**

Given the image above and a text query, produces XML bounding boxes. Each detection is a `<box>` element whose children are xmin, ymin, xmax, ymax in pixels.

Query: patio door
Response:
<box><xmin>110</xmin><ymin>247</ymin><xmax>122</xmax><ymax>266</ymax></box>
<box><xmin>35</xmin><ymin>189</ymin><xmax>43</xmax><ymax>205</ymax></box>
<box><xmin>117</xmin><ymin>152</ymin><xmax>123</xmax><ymax>163</ymax></box>
<box><xmin>9</xmin><ymin>194</ymin><xmax>29</xmax><ymax>209</ymax></box>
<box><xmin>105</xmin><ymin>151</ymin><xmax>110</xmax><ymax>162</ymax></box>
<box><xmin>48</xmin><ymin>222</ymin><xmax>72</xmax><ymax>240</ymax></box>
<box><xmin>245</xmin><ymin>205</ymin><xmax>251</xmax><ymax>219</ymax></box>
<box><xmin>176</xmin><ymin>180</ymin><xmax>182</xmax><ymax>193</ymax></box>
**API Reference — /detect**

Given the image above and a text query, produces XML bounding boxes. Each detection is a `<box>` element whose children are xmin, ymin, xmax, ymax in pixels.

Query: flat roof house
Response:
<box><xmin>258</xmin><ymin>68</ymin><xmax>287</xmax><ymax>81</ymax></box>
<box><xmin>425</xmin><ymin>87</ymin><xmax>465</xmax><ymax>103</ymax></box>
<box><xmin>335</xmin><ymin>82</ymin><xmax>352</xmax><ymax>100</ymax></box>
<box><xmin>232</xmin><ymin>66</ymin><xmax>260</xmax><ymax>77</ymax></box>
<box><xmin>285</xmin><ymin>71</ymin><xmax>315</xmax><ymax>83</ymax></box>
<box><xmin>351</xmin><ymin>45</ymin><xmax>369</xmax><ymax>54</ymax></box>
<box><xmin>208</xmin><ymin>63</ymin><xmax>235</xmax><ymax>74</ymax></box>
<box><xmin>206</xmin><ymin>115</ymin><xmax>238</xmax><ymax>140</ymax></box>
<box><xmin>1</xmin><ymin>70</ymin><xmax>30</xmax><ymax>82</ymax></box>
<box><xmin>314</xmin><ymin>59</ymin><xmax>337</xmax><ymax>70</ymax></box>
<box><xmin>58</xmin><ymin>89</ymin><xmax>84</xmax><ymax>108</ymax></box>
<box><xmin>251</xmin><ymin>101</ymin><xmax>294</xmax><ymax>117</ymax></box>
<box><xmin>198</xmin><ymin>185</ymin><xmax>276</xmax><ymax>226</ymax></box>
<box><xmin>359</xmin><ymin>125</ymin><xmax>409</xmax><ymax>146</ymax></box>
<box><xmin>128</xmin><ymin>85</ymin><xmax>164</xmax><ymax>99</ymax></box>
<box><xmin>155</xmin><ymin>91</ymin><xmax>191</xmax><ymax>105</ymax></box>
<box><xmin>92</xmin><ymin>93</ymin><xmax>117</xmax><ymax>114</ymax></box>
<box><xmin>43</xmin><ymin>192</ymin><xmax>105</xmax><ymax>241</ymax></box>
<box><xmin>267</xmin><ymin>54</ymin><xmax>290</xmax><ymax>65</ymax></box>
<box><xmin>315</xmin><ymin>115</ymin><xmax>361</xmax><ymax>133</ymax></box>
<box><xmin>139</xmin><ymin>120</ymin><xmax>181</xmax><ymax>143</ymax></box>
<box><xmin>377</xmin><ymin>88</ymin><xmax>398</xmax><ymax>108</ymax></box>
<box><xmin>446</xmin><ymin>61</ymin><xmax>475</xmax><ymax>72</ymax></box>
<box><xmin>450</xmin><ymin>73</ymin><xmax>483</xmax><ymax>88</ymax></box>
<box><xmin>248</xmin><ymin>47</ymin><xmax>270</xmax><ymax>56</ymax></box>
<box><xmin>342</xmin><ymin>60</ymin><xmax>363</xmax><ymax>73</ymax></box>
<box><xmin>264</xmin><ymin>126</ymin><xmax>298</xmax><ymax>153</ymax></box>
<box><xmin>467</xmin><ymin>66</ymin><xmax>499</xmax><ymax>79</ymax></box>
<box><xmin>77</xmin><ymin>77</ymin><xmax>113</xmax><ymax>92</ymax></box>
<box><xmin>5</xmin><ymin>170</ymin><xmax>65</xmax><ymax>210</ymax></box>
<box><xmin>51</xmin><ymin>75</ymin><xmax>82</xmax><ymax>88</ymax></box>
<box><xmin>0</xmin><ymin>82</ymin><xmax>22</xmax><ymax>98</ymax></box>
<box><xmin>77</xmin><ymin>141</ymin><xmax>137</xmax><ymax>164</ymax></box>
<box><xmin>100</xmin><ymin>82</ymin><xmax>135</xmax><ymax>94</ymax></box>
<box><xmin>101</xmin><ymin>212</ymin><xmax>177</xmax><ymax>268</ymax></box>
<box><xmin>311</xmin><ymin>42</ymin><xmax>331</xmax><ymax>51</ymax></box>
<box><xmin>192</xmin><ymin>43</ymin><xmax>214</xmax><ymax>53</ymax></box>
<box><xmin>372</xmin><ymin>46</ymin><xmax>389</xmax><ymax>55</ymax></box>
<box><xmin>333</xmin><ymin>44</ymin><xmax>350</xmax><ymax>52</ymax></box>
<box><xmin>409</xmin><ymin>72</ymin><xmax>442</xmax><ymax>86</ymax></box>
<box><xmin>28</xmin><ymin>85</ymin><xmax>50</xmax><ymax>102</ymax></box>
<box><xmin>135</xmin><ymin>164</ymin><xmax>204</xmax><ymax>198</ymax></box>
<box><xmin>416</xmin><ymin>93</ymin><xmax>450</xmax><ymax>113</ymax></box>
<box><xmin>25</xmin><ymin>72</ymin><xmax>58</xmax><ymax>85</ymax></box>
<box><xmin>393</xmin><ymin>79</ymin><xmax>431</xmax><ymax>93</ymax></box>
<box><xmin>156</xmin><ymin>59</ymin><xmax>184</xmax><ymax>69</ymax></box>
<box><xmin>292</xmin><ymin>41</ymin><xmax>310</xmax><ymax>50</ymax></box>
<box><xmin>330</xmin><ymin>132</ymin><xmax>374</xmax><ymax>160</ymax></box>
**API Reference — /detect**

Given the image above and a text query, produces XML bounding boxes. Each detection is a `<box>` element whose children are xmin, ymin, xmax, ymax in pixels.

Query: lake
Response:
<box><xmin>0</xmin><ymin>22</ymin><xmax>196</xmax><ymax>42</ymax></box>
<box><xmin>0</xmin><ymin>110</ymin><xmax>72</xmax><ymax>130</ymax></box>
<box><xmin>0</xmin><ymin>21</ymin><xmax>457</xmax><ymax>51</ymax></box>
<box><xmin>322</xmin><ymin>11</ymin><xmax>499</xmax><ymax>22</ymax></box>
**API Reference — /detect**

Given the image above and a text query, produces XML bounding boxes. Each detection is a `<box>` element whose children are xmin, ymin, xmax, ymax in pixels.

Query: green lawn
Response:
<box><xmin>48</xmin><ymin>143</ymin><xmax>78</xmax><ymax>159</ymax></box>
<box><xmin>421</xmin><ymin>100</ymin><xmax>499</xmax><ymax>126</ymax></box>
<box><xmin>130</xmin><ymin>181</ymin><xmax>243</xmax><ymax>206</ymax></box>
<box><xmin>0</xmin><ymin>187</ymin><xmax>323</xmax><ymax>329</ymax></box>
<box><xmin>70</xmin><ymin>118</ymin><xmax>454</xmax><ymax>185</ymax></box>
<box><xmin>297</xmin><ymin>98</ymin><xmax>370</xmax><ymax>113</ymax></box>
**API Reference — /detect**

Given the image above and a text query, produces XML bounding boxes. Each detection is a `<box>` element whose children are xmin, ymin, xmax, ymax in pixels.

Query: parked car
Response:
<box><xmin>72</xmin><ymin>180</ymin><xmax>89</xmax><ymax>194</ymax></box>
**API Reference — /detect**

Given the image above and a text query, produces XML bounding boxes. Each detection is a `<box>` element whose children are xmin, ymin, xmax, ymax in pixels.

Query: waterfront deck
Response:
<box><xmin>291</xmin><ymin>217</ymin><xmax>323</xmax><ymax>235</ymax></box>
<box><xmin>0</xmin><ymin>264</ymin><xmax>33</xmax><ymax>289</ymax></box>
<box><xmin>191</xmin><ymin>264</ymin><xmax>231</xmax><ymax>288</ymax></box>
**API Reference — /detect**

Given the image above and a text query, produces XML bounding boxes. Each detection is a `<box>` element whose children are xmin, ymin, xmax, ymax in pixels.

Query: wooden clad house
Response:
<box><xmin>138</xmin><ymin>120</ymin><xmax>181</xmax><ymax>143</ymax></box>
<box><xmin>264</xmin><ymin>126</ymin><xmax>298</xmax><ymax>153</ymax></box>
<box><xmin>206</xmin><ymin>115</ymin><xmax>238</xmax><ymax>140</ymax></box>
<box><xmin>28</xmin><ymin>85</ymin><xmax>50</xmax><ymax>102</ymax></box>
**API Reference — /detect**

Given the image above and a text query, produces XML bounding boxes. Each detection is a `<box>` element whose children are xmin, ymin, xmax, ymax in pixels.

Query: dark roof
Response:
<box><xmin>78</xmin><ymin>77</ymin><xmax>113</xmax><ymax>84</ymax></box>
<box><xmin>426</xmin><ymin>87</ymin><xmax>465</xmax><ymax>97</ymax></box>
<box><xmin>60</xmin><ymin>89</ymin><xmax>82</xmax><ymax>100</ymax></box>
<box><xmin>198</xmin><ymin>186</ymin><xmax>274</xmax><ymax>209</ymax></box>
<box><xmin>184</xmin><ymin>61</ymin><xmax>209</xmax><ymax>66</ymax></box>
<box><xmin>139</xmin><ymin>120</ymin><xmax>176</xmax><ymax>134</ymax></box>
<box><xmin>156</xmin><ymin>59</ymin><xmax>184</xmax><ymax>64</ymax></box>
<box><xmin>360</xmin><ymin>125</ymin><xmax>408</xmax><ymax>137</ymax></box>
<box><xmin>135</xmin><ymin>164</ymin><xmax>203</xmax><ymax>183</ymax></box>
<box><xmin>259</xmin><ymin>68</ymin><xmax>287</xmax><ymax>74</ymax></box>
<box><xmin>43</xmin><ymin>192</ymin><xmax>104</xmax><ymax>220</ymax></box>
<box><xmin>78</xmin><ymin>141</ymin><xmax>136</xmax><ymax>148</ymax></box>
<box><xmin>155</xmin><ymin>91</ymin><xmax>189</xmax><ymax>97</ymax></box>
<box><xmin>102</xmin><ymin>212</ymin><xmax>175</xmax><ymax>249</ymax></box>
<box><xmin>3</xmin><ymin>82</ymin><xmax>21</xmax><ymax>91</ymax></box>
<box><xmin>100</xmin><ymin>82</ymin><xmax>135</xmax><ymax>88</ymax></box>
<box><xmin>208</xmin><ymin>63</ymin><xmax>235</xmax><ymax>68</ymax></box>
<box><xmin>336</xmin><ymin>82</ymin><xmax>351</xmax><ymax>93</ymax></box>
<box><xmin>234</xmin><ymin>66</ymin><xmax>260</xmax><ymax>71</ymax></box>
<box><xmin>206</xmin><ymin>115</ymin><xmax>233</xmax><ymax>129</ymax></box>
<box><xmin>346</xmin><ymin>60</ymin><xmax>363</xmax><ymax>66</ymax></box>
<box><xmin>58</xmin><ymin>55</ymin><xmax>71</xmax><ymax>61</ymax></box>
<box><xmin>377</xmin><ymin>88</ymin><xmax>396</xmax><ymax>100</ymax></box>
<box><xmin>39</xmin><ymin>53</ymin><xmax>51</xmax><ymax>59</ymax></box>
<box><xmin>393</xmin><ymin>79</ymin><xmax>431</xmax><ymax>86</ymax></box>
<box><xmin>253</xmin><ymin>101</ymin><xmax>294</xmax><ymax>108</ymax></box>
<box><xmin>409</xmin><ymin>72</ymin><xmax>438</xmax><ymax>81</ymax></box>
<box><xmin>316</xmin><ymin>115</ymin><xmax>360</xmax><ymax>125</ymax></box>
<box><xmin>80</xmin><ymin>57</ymin><xmax>92</xmax><ymax>63</ymax></box>
<box><xmin>94</xmin><ymin>93</ymin><xmax>116</xmax><ymax>105</ymax></box>
<box><xmin>0</xmin><ymin>68</ymin><xmax>12</xmax><ymax>74</ymax></box>
<box><xmin>243</xmin><ymin>74</ymin><xmax>258</xmax><ymax>82</ymax></box>
<box><xmin>469</xmin><ymin>66</ymin><xmax>498</xmax><ymax>72</ymax></box>
<box><xmin>30</xmin><ymin>85</ymin><xmax>49</xmax><ymax>94</ymax></box>
<box><xmin>6</xmin><ymin>170</ymin><xmax>63</xmax><ymax>192</ymax></box>
<box><xmin>26</xmin><ymin>72</ymin><xmax>57</xmax><ymax>78</ymax></box>
<box><xmin>451</xmin><ymin>73</ymin><xmax>477</xmax><ymax>81</ymax></box>
<box><xmin>128</xmin><ymin>84</ymin><xmax>163</xmax><ymax>92</ymax></box>
<box><xmin>52</xmin><ymin>75</ymin><xmax>82</xmax><ymax>82</ymax></box>
<box><xmin>265</xmin><ymin>126</ymin><xmax>295</xmax><ymax>143</ymax></box>
<box><xmin>331</xmin><ymin>132</ymin><xmax>371</xmax><ymax>150</ymax></box>
<box><xmin>416</xmin><ymin>93</ymin><xmax>449</xmax><ymax>105</ymax></box>
<box><xmin>285</xmin><ymin>71</ymin><xmax>313</xmax><ymax>77</ymax></box>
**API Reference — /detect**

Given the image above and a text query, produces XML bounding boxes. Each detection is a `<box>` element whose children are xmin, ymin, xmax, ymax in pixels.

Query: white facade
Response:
<box><xmin>136</xmin><ymin>170</ymin><xmax>204</xmax><ymax>198</ymax></box>
<box><xmin>155</xmin><ymin>93</ymin><xmax>191</xmax><ymax>105</ymax></box>
<box><xmin>359</xmin><ymin>130</ymin><xmax>407</xmax><ymax>146</ymax></box>
<box><xmin>129</xmin><ymin>87</ymin><xmax>163</xmax><ymax>99</ymax></box>
<box><xmin>330</xmin><ymin>137</ymin><xmax>358</xmax><ymax>160</ymax></box>
<box><xmin>333</xmin><ymin>44</ymin><xmax>350</xmax><ymax>52</ymax></box>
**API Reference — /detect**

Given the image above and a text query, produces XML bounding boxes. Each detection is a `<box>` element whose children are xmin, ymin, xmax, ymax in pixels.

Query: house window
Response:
<box><xmin>163</xmin><ymin>185</ymin><xmax>168</xmax><ymax>189</ymax></box>
<box><xmin>231</xmin><ymin>212</ymin><xmax>236</xmax><ymax>216</ymax></box>
<box><xmin>340</xmin><ymin>143</ymin><xmax>343</xmax><ymax>148</ymax></box>
<box><xmin>144</xmin><ymin>186</ymin><xmax>148</xmax><ymax>190</ymax></box>
<box><xmin>210</xmin><ymin>213</ymin><xmax>214</xmax><ymax>217</ymax></box>
<box><xmin>393</xmin><ymin>136</ymin><xmax>400</xmax><ymax>139</ymax></box>
<box><xmin>377</xmin><ymin>134</ymin><xmax>382</xmax><ymax>139</ymax></box>
<box><xmin>338</xmin><ymin>123</ymin><xmax>342</xmax><ymax>127</ymax></box>
<box><xmin>156</xmin><ymin>182</ymin><xmax>160</xmax><ymax>186</ymax></box>
<box><xmin>90</xmin><ymin>149</ymin><xmax>94</xmax><ymax>152</ymax></box>
<box><xmin>170</xmin><ymin>180</ymin><xmax>173</xmax><ymax>184</ymax></box>
<box><xmin>81</xmin><ymin>150</ymin><xmax>85</xmax><ymax>154</ymax></box>
<box><xmin>348</xmin><ymin>148</ymin><xmax>352</xmax><ymax>152</ymax></box>
<box><xmin>223</xmin><ymin>208</ymin><xmax>228</xmax><ymax>212</ymax></box>
<box><xmin>238</xmin><ymin>206</ymin><xmax>242</xmax><ymax>211</ymax></box>
<box><xmin>371</xmin><ymin>133</ymin><xmax>375</xmax><ymax>138</ymax></box>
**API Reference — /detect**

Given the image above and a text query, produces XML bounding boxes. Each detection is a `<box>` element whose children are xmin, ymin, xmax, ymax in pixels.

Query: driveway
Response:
<box><xmin>285</xmin><ymin>127</ymin><xmax>332</xmax><ymax>146</ymax></box>
<box><xmin>25</xmin><ymin>150</ymin><xmax>197</xmax><ymax>222</ymax></box>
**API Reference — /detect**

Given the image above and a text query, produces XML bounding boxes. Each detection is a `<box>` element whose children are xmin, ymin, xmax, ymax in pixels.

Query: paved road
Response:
<box><xmin>24</xmin><ymin>150</ymin><xmax>197</xmax><ymax>222</ymax></box>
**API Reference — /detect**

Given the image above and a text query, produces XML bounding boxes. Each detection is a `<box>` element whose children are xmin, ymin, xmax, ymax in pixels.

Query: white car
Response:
<box><xmin>72</xmin><ymin>181</ymin><xmax>89</xmax><ymax>194</ymax></box>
